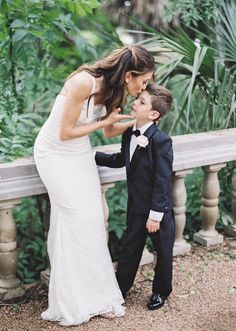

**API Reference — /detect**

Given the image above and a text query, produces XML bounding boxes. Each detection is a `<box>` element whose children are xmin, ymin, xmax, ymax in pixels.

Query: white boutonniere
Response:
<box><xmin>137</xmin><ymin>135</ymin><xmax>149</xmax><ymax>148</ymax></box>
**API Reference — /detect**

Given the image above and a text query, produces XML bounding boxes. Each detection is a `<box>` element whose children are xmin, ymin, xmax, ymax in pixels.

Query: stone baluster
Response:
<box><xmin>139</xmin><ymin>247</ymin><xmax>154</xmax><ymax>266</ymax></box>
<box><xmin>0</xmin><ymin>199</ymin><xmax>25</xmax><ymax>300</ymax></box>
<box><xmin>101</xmin><ymin>183</ymin><xmax>115</xmax><ymax>241</ymax></box>
<box><xmin>225</xmin><ymin>167</ymin><xmax>236</xmax><ymax>236</ymax></box>
<box><xmin>173</xmin><ymin>170</ymin><xmax>192</xmax><ymax>255</ymax></box>
<box><xmin>194</xmin><ymin>164</ymin><xmax>226</xmax><ymax>246</ymax></box>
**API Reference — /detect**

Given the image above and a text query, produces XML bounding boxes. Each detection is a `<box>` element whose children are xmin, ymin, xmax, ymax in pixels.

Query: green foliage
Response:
<box><xmin>0</xmin><ymin>0</ymin><xmax>123</xmax><ymax>282</ymax></box>
<box><xmin>13</xmin><ymin>196</ymin><xmax>48</xmax><ymax>283</ymax></box>
<box><xmin>133</xmin><ymin>9</ymin><xmax>236</xmax><ymax>135</ymax></box>
<box><xmin>0</xmin><ymin>0</ymin><xmax>121</xmax><ymax>161</ymax></box>
<box><xmin>58</xmin><ymin>0</ymin><xmax>101</xmax><ymax>16</ymax></box>
<box><xmin>107</xmin><ymin>182</ymin><xmax>127</xmax><ymax>234</ymax></box>
<box><xmin>214</xmin><ymin>1</ymin><xmax>236</xmax><ymax>72</ymax></box>
<box><xmin>218</xmin><ymin>162</ymin><xmax>235</xmax><ymax>230</ymax></box>
<box><xmin>107</xmin><ymin>181</ymin><xmax>127</xmax><ymax>261</ymax></box>
<box><xmin>166</xmin><ymin>56</ymin><xmax>236</xmax><ymax>134</ymax></box>
<box><xmin>164</xmin><ymin>0</ymin><xmax>222</xmax><ymax>29</ymax></box>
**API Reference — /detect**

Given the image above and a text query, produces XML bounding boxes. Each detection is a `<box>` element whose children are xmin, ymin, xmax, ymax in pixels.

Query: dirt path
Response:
<box><xmin>1</xmin><ymin>239</ymin><xmax>236</xmax><ymax>331</ymax></box>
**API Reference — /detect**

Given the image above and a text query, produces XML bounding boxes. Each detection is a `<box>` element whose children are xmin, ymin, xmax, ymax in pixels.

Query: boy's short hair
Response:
<box><xmin>146</xmin><ymin>84</ymin><xmax>173</xmax><ymax>121</ymax></box>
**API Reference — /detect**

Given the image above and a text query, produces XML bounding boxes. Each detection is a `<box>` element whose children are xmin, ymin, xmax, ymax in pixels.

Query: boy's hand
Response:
<box><xmin>146</xmin><ymin>219</ymin><xmax>160</xmax><ymax>233</ymax></box>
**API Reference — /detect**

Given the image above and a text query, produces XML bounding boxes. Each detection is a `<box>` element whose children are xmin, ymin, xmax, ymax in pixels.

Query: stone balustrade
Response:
<box><xmin>1</xmin><ymin>128</ymin><xmax>236</xmax><ymax>300</ymax></box>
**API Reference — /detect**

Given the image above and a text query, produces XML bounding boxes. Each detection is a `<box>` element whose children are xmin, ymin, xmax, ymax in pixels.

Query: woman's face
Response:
<box><xmin>125</xmin><ymin>71</ymin><xmax>154</xmax><ymax>96</ymax></box>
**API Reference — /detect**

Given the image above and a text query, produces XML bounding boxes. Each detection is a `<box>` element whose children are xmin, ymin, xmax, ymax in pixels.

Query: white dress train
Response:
<box><xmin>34</xmin><ymin>73</ymin><xmax>125</xmax><ymax>326</ymax></box>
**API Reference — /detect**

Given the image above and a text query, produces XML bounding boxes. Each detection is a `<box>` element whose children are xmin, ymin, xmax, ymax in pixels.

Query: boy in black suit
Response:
<box><xmin>95</xmin><ymin>84</ymin><xmax>174</xmax><ymax>310</ymax></box>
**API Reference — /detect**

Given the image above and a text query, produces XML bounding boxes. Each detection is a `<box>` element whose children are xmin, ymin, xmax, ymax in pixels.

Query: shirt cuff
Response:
<box><xmin>149</xmin><ymin>210</ymin><xmax>163</xmax><ymax>222</ymax></box>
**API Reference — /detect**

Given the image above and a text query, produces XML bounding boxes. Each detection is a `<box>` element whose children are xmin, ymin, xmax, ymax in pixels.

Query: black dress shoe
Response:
<box><xmin>147</xmin><ymin>293</ymin><xmax>166</xmax><ymax>310</ymax></box>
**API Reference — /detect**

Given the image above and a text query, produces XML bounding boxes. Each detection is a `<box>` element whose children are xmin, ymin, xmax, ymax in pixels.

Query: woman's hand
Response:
<box><xmin>103</xmin><ymin>108</ymin><xmax>135</xmax><ymax>137</ymax></box>
<box><xmin>104</xmin><ymin>108</ymin><xmax>134</xmax><ymax>126</ymax></box>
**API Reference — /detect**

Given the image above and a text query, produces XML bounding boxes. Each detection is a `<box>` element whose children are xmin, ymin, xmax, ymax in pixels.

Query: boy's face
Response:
<box><xmin>130</xmin><ymin>90</ymin><xmax>159</xmax><ymax>123</ymax></box>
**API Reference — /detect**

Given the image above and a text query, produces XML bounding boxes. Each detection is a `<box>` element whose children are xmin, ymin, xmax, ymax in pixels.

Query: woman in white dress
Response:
<box><xmin>34</xmin><ymin>45</ymin><xmax>155</xmax><ymax>326</ymax></box>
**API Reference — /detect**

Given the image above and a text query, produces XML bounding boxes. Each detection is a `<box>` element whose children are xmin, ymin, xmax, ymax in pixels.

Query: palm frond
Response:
<box><xmin>216</xmin><ymin>1</ymin><xmax>236</xmax><ymax>66</ymax></box>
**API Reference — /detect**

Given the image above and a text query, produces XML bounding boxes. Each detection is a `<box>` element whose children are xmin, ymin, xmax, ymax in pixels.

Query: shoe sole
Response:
<box><xmin>147</xmin><ymin>302</ymin><xmax>165</xmax><ymax>310</ymax></box>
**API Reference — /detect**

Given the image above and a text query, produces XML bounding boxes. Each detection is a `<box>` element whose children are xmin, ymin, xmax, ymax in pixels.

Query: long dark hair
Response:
<box><xmin>67</xmin><ymin>45</ymin><xmax>155</xmax><ymax>117</ymax></box>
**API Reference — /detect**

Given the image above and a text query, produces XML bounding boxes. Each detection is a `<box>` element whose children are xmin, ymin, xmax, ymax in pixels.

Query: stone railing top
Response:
<box><xmin>173</xmin><ymin>128</ymin><xmax>236</xmax><ymax>171</ymax></box>
<box><xmin>1</xmin><ymin>128</ymin><xmax>236</xmax><ymax>201</ymax></box>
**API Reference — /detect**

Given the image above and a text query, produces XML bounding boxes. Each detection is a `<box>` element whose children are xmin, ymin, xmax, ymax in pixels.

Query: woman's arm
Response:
<box><xmin>60</xmin><ymin>73</ymin><xmax>132</xmax><ymax>141</ymax></box>
<box><xmin>103</xmin><ymin>119</ymin><xmax>135</xmax><ymax>138</ymax></box>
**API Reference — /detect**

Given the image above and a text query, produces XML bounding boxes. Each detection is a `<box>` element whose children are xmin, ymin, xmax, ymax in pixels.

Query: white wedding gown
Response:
<box><xmin>34</xmin><ymin>73</ymin><xmax>125</xmax><ymax>326</ymax></box>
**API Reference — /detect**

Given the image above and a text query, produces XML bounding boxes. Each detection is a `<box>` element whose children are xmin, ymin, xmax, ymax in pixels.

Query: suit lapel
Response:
<box><xmin>143</xmin><ymin>122</ymin><xmax>158</xmax><ymax>140</ymax></box>
<box><xmin>123</xmin><ymin>127</ymin><xmax>132</xmax><ymax>173</ymax></box>
<box><xmin>128</xmin><ymin>123</ymin><xmax>157</xmax><ymax>176</ymax></box>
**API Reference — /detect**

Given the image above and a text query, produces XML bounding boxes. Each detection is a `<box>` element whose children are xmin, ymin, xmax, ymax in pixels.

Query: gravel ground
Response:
<box><xmin>1</xmin><ymin>239</ymin><xmax>236</xmax><ymax>331</ymax></box>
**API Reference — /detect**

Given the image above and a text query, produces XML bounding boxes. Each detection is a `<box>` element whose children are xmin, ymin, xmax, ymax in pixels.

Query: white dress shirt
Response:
<box><xmin>130</xmin><ymin>122</ymin><xmax>163</xmax><ymax>222</ymax></box>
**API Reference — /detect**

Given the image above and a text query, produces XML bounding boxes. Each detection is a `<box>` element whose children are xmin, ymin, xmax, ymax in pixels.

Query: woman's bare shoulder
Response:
<box><xmin>61</xmin><ymin>71</ymin><xmax>94</xmax><ymax>100</ymax></box>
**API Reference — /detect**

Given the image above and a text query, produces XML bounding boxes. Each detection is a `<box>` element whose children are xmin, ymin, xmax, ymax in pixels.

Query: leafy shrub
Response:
<box><xmin>163</xmin><ymin>0</ymin><xmax>222</xmax><ymax>29</ymax></box>
<box><xmin>218</xmin><ymin>162</ymin><xmax>235</xmax><ymax>230</ymax></box>
<box><xmin>0</xmin><ymin>0</ymin><xmax>121</xmax><ymax>161</ymax></box>
<box><xmin>14</xmin><ymin>196</ymin><xmax>48</xmax><ymax>283</ymax></box>
<box><xmin>1</xmin><ymin>0</ymin><xmax>122</xmax><ymax>282</ymax></box>
<box><xmin>107</xmin><ymin>181</ymin><xmax>128</xmax><ymax>261</ymax></box>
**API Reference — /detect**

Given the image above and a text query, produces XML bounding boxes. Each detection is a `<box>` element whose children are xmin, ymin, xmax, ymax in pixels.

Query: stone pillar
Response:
<box><xmin>0</xmin><ymin>199</ymin><xmax>25</xmax><ymax>300</ymax></box>
<box><xmin>40</xmin><ymin>267</ymin><xmax>50</xmax><ymax>287</ymax></box>
<box><xmin>139</xmin><ymin>247</ymin><xmax>154</xmax><ymax>266</ymax></box>
<box><xmin>225</xmin><ymin>167</ymin><xmax>236</xmax><ymax>236</ymax></box>
<box><xmin>101</xmin><ymin>183</ymin><xmax>115</xmax><ymax>241</ymax></box>
<box><xmin>194</xmin><ymin>163</ymin><xmax>226</xmax><ymax>246</ymax></box>
<box><xmin>173</xmin><ymin>170</ymin><xmax>192</xmax><ymax>256</ymax></box>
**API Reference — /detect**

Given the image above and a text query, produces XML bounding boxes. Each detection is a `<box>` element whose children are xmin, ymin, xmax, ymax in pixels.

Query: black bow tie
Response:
<box><xmin>131</xmin><ymin>129</ymin><xmax>141</xmax><ymax>137</ymax></box>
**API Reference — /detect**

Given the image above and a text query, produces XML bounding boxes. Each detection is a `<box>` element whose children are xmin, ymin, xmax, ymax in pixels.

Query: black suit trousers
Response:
<box><xmin>116</xmin><ymin>202</ymin><xmax>175</xmax><ymax>297</ymax></box>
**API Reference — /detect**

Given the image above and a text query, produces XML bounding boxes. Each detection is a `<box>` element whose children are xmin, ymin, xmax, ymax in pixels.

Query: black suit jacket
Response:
<box><xmin>95</xmin><ymin>123</ymin><xmax>173</xmax><ymax>215</ymax></box>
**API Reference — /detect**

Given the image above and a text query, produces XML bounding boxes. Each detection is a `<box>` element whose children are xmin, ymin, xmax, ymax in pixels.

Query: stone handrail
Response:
<box><xmin>1</xmin><ymin>128</ymin><xmax>236</xmax><ymax>201</ymax></box>
<box><xmin>1</xmin><ymin>128</ymin><xmax>236</xmax><ymax>300</ymax></box>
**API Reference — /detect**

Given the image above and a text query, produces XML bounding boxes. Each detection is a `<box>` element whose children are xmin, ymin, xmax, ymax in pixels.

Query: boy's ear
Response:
<box><xmin>149</xmin><ymin>111</ymin><xmax>160</xmax><ymax>121</ymax></box>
